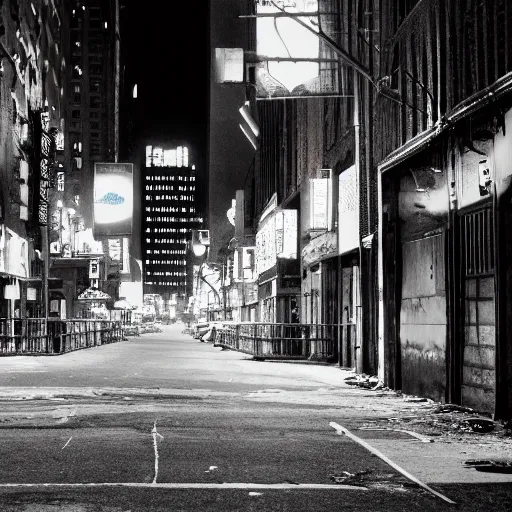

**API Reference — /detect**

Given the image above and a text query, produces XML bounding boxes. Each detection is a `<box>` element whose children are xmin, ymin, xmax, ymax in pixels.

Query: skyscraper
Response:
<box><xmin>143</xmin><ymin>146</ymin><xmax>201</xmax><ymax>303</ymax></box>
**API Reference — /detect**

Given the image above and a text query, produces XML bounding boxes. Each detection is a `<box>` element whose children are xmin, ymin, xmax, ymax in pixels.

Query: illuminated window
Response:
<box><xmin>73</xmin><ymin>84</ymin><xmax>81</xmax><ymax>103</ymax></box>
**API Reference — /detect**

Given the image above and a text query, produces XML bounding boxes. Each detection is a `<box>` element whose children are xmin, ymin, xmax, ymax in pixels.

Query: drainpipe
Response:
<box><xmin>354</xmin><ymin>73</ymin><xmax>364</xmax><ymax>375</ymax></box>
<box><xmin>377</xmin><ymin>168</ymin><xmax>385</xmax><ymax>382</ymax></box>
<box><xmin>114</xmin><ymin>0</ymin><xmax>120</xmax><ymax>162</ymax></box>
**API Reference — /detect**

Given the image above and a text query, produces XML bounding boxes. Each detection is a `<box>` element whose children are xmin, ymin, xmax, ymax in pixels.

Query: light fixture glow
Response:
<box><xmin>239</xmin><ymin>105</ymin><xmax>260</xmax><ymax>137</ymax></box>
<box><xmin>192</xmin><ymin>244</ymin><xmax>207</xmax><ymax>257</ymax></box>
<box><xmin>239</xmin><ymin>123</ymin><xmax>257</xmax><ymax>150</ymax></box>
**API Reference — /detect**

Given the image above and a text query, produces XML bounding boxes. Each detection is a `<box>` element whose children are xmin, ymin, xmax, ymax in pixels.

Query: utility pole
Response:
<box><xmin>114</xmin><ymin>0</ymin><xmax>120</xmax><ymax>162</ymax></box>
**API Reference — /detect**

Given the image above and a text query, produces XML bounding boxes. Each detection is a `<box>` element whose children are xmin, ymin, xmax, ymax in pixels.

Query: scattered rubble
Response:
<box><xmin>330</xmin><ymin>470</ymin><xmax>372</xmax><ymax>484</ymax></box>
<box><xmin>344</xmin><ymin>374</ymin><xmax>388</xmax><ymax>391</ymax></box>
<box><xmin>433</xmin><ymin>404</ymin><xmax>475</xmax><ymax>414</ymax></box>
<box><xmin>345</xmin><ymin>372</ymin><xmax>512</xmax><ymax>446</ymax></box>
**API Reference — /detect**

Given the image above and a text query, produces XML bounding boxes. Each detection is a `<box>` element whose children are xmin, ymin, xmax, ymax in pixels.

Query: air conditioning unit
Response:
<box><xmin>317</xmin><ymin>168</ymin><xmax>332</xmax><ymax>179</ymax></box>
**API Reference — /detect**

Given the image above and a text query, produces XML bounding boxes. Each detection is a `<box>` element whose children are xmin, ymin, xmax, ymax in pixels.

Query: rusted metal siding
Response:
<box><xmin>377</xmin><ymin>0</ymin><xmax>512</xmax><ymax>163</ymax></box>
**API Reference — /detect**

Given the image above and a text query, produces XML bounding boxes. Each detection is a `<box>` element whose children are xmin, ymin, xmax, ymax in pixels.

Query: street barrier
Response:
<box><xmin>214</xmin><ymin>322</ymin><xmax>341</xmax><ymax>362</ymax></box>
<box><xmin>0</xmin><ymin>318</ymin><xmax>125</xmax><ymax>356</ymax></box>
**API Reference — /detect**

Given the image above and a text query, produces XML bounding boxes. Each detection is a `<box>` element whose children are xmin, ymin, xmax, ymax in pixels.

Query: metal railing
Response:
<box><xmin>0</xmin><ymin>318</ymin><xmax>125</xmax><ymax>356</ymax></box>
<box><xmin>214</xmin><ymin>322</ymin><xmax>343</xmax><ymax>362</ymax></box>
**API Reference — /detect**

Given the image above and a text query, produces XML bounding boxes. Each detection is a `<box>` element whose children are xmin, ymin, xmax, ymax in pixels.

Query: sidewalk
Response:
<box><xmin>331</xmin><ymin>373</ymin><xmax>512</xmax><ymax>486</ymax></box>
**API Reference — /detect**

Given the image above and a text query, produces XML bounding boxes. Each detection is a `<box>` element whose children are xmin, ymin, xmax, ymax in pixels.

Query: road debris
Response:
<box><xmin>454</xmin><ymin>417</ymin><xmax>496</xmax><ymax>433</ymax></box>
<box><xmin>464</xmin><ymin>459</ymin><xmax>512</xmax><ymax>473</ymax></box>
<box><xmin>61</xmin><ymin>437</ymin><xmax>72</xmax><ymax>450</ymax></box>
<box><xmin>434</xmin><ymin>404</ymin><xmax>475</xmax><ymax>414</ymax></box>
<box><xmin>330</xmin><ymin>470</ymin><xmax>371</xmax><ymax>484</ymax></box>
<box><xmin>205</xmin><ymin>466</ymin><xmax>218</xmax><ymax>473</ymax></box>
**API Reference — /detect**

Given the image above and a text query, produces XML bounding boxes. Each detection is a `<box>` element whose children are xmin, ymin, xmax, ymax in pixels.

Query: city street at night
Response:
<box><xmin>0</xmin><ymin>326</ymin><xmax>511</xmax><ymax>511</ymax></box>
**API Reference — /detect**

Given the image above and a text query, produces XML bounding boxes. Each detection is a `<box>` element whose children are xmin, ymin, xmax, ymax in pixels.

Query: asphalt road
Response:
<box><xmin>0</xmin><ymin>325</ymin><xmax>510</xmax><ymax>511</ymax></box>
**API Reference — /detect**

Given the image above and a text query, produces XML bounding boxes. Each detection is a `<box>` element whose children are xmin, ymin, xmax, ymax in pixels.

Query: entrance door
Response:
<box><xmin>399</xmin><ymin>234</ymin><xmax>447</xmax><ymax>401</ymax></box>
<box><xmin>322</xmin><ymin>256</ymin><xmax>358</xmax><ymax>368</ymax></box>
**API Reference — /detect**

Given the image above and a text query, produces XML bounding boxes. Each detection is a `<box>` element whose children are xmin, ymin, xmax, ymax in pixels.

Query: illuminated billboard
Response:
<box><xmin>93</xmin><ymin>163</ymin><xmax>133</xmax><ymax>236</ymax></box>
<box><xmin>255</xmin><ymin>1</ymin><xmax>345</xmax><ymax>98</ymax></box>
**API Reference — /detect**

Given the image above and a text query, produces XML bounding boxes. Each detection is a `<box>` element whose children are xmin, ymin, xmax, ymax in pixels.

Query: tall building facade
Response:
<box><xmin>46</xmin><ymin>0</ymin><xmax>135</xmax><ymax>318</ymax></box>
<box><xmin>0</xmin><ymin>0</ymin><xmax>64</xmax><ymax>319</ymax></box>
<box><xmin>143</xmin><ymin>146</ymin><xmax>201</xmax><ymax>302</ymax></box>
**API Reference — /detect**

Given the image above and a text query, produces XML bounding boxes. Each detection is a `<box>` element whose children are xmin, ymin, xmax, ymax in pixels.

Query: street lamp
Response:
<box><xmin>191</xmin><ymin>229</ymin><xmax>210</xmax><ymax>257</ymax></box>
<box><xmin>56</xmin><ymin>200</ymin><xmax>63</xmax><ymax>251</ymax></box>
<box><xmin>67</xmin><ymin>208</ymin><xmax>76</xmax><ymax>254</ymax></box>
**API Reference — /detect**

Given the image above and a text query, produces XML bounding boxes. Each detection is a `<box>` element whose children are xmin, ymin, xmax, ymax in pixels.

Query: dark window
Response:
<box><xmin>90</xmin><ymin>95</ymin><xmax>101</xmax><ymax>108</ymax></box>
<box><xmin>90</xmin><ymin>64</ymin><xmax>102</xmax><ymax>76</ymax></box>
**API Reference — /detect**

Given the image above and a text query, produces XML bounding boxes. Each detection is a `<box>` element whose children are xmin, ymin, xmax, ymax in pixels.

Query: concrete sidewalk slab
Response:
<box><xmin>367</xmin><ymin>437</ymin><xmax>512</xmax><ymax>484</ymax></box>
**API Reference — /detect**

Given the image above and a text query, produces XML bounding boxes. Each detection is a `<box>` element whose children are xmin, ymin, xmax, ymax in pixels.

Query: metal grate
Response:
<box><xmin>462</xmin><ymin>207</ymin><xmax>494</xmax><ymax>277</ymax></box>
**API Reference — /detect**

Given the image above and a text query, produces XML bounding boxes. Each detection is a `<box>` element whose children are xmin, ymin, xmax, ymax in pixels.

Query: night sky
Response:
<box><xmin>120</xmin><ymin>2</ymin><xmax>209</xmax><ymax>168</ymax></box>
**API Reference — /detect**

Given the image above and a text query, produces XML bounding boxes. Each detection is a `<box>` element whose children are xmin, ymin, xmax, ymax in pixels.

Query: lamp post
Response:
<box><xmin>67</xmin><ymin>208</ymin><xmax>76</xmax><ymax>254</ymax></box>
<box><xmin>56</xmin><ymin>199</ymin><xmax>63</xmax><ymax>253</ymax></box>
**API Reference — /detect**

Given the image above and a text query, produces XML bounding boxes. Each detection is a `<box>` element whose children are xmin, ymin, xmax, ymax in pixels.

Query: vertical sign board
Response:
<box><xmin>310</xmin><ymin>179</ymin><xmax>330</xmax><ymax>230</ymax></box>
<box><xmin>338</xmin><ymin>165</ymin><xmax>359</xmax><ymax>255</ymax></box>
<box><xmin>38</xmin><ymin>112</ymin><xmax>54</xmax><ymax>225</ymax></box>
<box><xmin>93</xmin><ymin>163</ymin><xmax>133</xmax><ymax>236</ymax></box>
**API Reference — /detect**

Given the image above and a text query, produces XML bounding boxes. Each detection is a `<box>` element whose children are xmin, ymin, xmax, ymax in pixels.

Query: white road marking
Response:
<box><xmin>329</xmin><ymin>422</ymin><xmax>456</xmax><ymax>505</ymax></box>
<box><xmin>358</xmin><ymin>427</ymin><xmax>433</xmax><ymax>443</ymax></box>
<box><xmin>151</xmin><ymin>421</ymin><xmax>164</xmax><ymax>484</ymax></box>
<box><xmin>4</xmin><ymin>371</ymin><xmax>48</xmax><ymax>373</ymax></box>
<box><xmin>62</xmin><ymin>437</ymin><xmax>73</xmax><ymax>450</ymax></box>
<box><xmin>0</xmin><ymin>482</ymin><xmax>367</xmax><ymax>490</ymax></box>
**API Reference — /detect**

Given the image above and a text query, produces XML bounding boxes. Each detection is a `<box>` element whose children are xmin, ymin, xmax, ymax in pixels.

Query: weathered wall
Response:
<box><xmin>400</xmin><ymin>234</ymin><xmax>447</xmax><ymax>401</ymax></box>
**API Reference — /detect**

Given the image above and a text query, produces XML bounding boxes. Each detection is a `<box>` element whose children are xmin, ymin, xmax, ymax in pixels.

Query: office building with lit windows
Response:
<box><xmin>143</xmin><ymin>145</ymin><xmax>201</xmax><ymax>300</ymax></box>
<box><xmin>46</xmin><ymin>0</ymin><xmax>131</xmax><ymax>319</ymax></box>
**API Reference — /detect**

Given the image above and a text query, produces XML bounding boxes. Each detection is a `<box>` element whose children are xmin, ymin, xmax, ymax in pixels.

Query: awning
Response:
<box><xmin>301</xmin><ymin>231</ymin><xmax>337</xmax><ymax>267</ymax></box>
<box><xmin>113</xmin><ymin>299</ymin><xmax>135</xmax><ymax>310</ymax></box>
<box><xmin>78</xmin><ymin>287</ymin><xmax>111</xmax><ymax>300</ymax></box>
<box><xmin>49</xmin><ymin>291</ymin><xmax>66</xmax><ymax>300</ymax></box>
